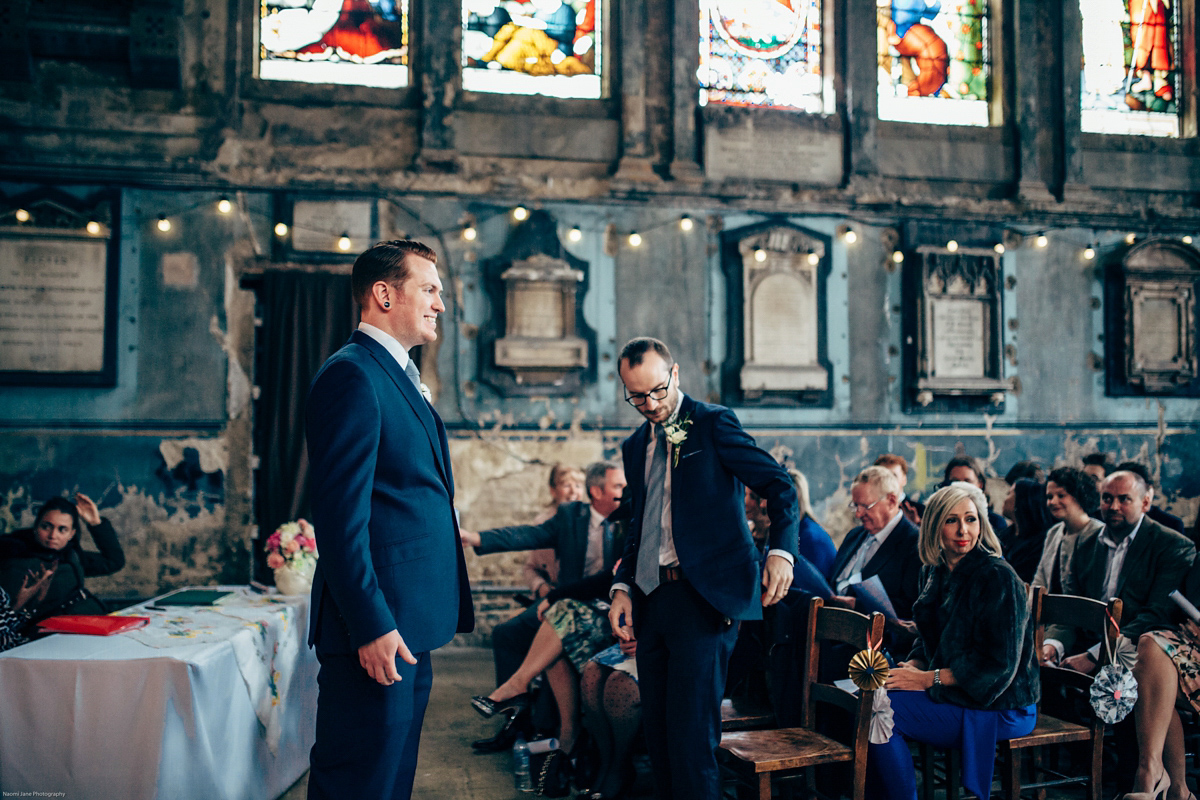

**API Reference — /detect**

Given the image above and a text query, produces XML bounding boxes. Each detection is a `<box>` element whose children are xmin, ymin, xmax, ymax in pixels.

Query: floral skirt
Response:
<box><xmin>1147</xmin><ymin>629</ymin><xmax>1200</xmax><ymax>712</ymax></box>
<box><xmin>544</xmin><ymin>598</ymin><xmax>615</xmax><ymax>673</ymax></box>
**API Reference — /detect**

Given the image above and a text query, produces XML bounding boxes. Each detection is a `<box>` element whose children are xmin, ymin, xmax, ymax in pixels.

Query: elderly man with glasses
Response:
<box><xmin>829</xmin><ymin>465</ymin><xmax>923</xmax><ymax>649</ymax></box>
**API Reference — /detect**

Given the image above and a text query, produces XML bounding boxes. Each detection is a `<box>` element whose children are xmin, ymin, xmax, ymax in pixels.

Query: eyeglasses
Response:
<box><xmin>624</xmin><ymin>372</ymin><xmax>673</xmax><ymax>407</ymax></box>
<box><xmin>847</xmin><ymin>498</ymin><xmax>882</xmax><ymax>514</ymax></box>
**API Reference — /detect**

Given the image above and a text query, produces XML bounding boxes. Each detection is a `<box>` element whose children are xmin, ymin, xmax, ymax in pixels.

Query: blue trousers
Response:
<box><xmin>866</xmin><ymin>689</ymin><xmax>1037</xmax><ymax>800</ymax></box>
<box><xmin>308</xmin><ymin>649</ymin><xmax>433</xmax><ymax>800</ymax></box>
<box><xmin>635</xmin><ymin>580</ymin><xmax>738</xmax><ymax>800</ymax></box>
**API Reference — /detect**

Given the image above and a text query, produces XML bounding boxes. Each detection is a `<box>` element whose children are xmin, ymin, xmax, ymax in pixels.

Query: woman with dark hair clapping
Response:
<box><xmin>868</xmin><ymin>482</ymin><xmax>1039</xmax><ymax>800</ymax></box>
<box><xmin>0</xmin><ymin>494</ymin><xmax>125</xmax><ymax>626</ymax></box>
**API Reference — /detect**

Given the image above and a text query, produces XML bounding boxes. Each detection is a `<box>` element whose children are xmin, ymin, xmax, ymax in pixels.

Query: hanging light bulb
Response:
<box><xmin>274</xmin><ymin>222</ymin><xmax>289</xmax><ymax>237</ymax></box>
<box><xmin>1035</xmin><ymin>233</ymin><xmax>1048</xmax><ymax>248</ymax></box>
<box><xmin>567</xmin><ymin>226</ymin><xmax>583</xmax><ymax>243</ymax></box>
<box><xmin>462</xmin><ymin>225</ymin><xmax>478</xmax><ymax>241</ymax></box>
<box><xmin>628</xmin><ymin>231</ymin><xmax>642</xmax><ymax>247</ymax></box>
<box><xmin>156</xmin><ymin>215</ymin><xmax>172</xmax><ymax>232</ymax></box>
<box><xmin>86</xmin><ymin>221</ymin><xmax>102</xmax><ymax>235</ymax></box>
<box><xmin>512</xmin><ymin>206</ymin><xmax>529</xmax><ymax>222</ymax></box>
<box><xmin>337</xmin><ymin>233</ymin><xmax>352</xmax><ymax>251</ymax></box>
<box><xmin>993</xmin><ymin>243</ymin><xmax>1005</xmax><ymax>254</ymax></box>
<box><xmin>807</xmin><ymin>252</ymin><xmax>820</xmax><ymax>266</ymax></box>
<box><xmin>1124</xmin><ymin>233</ymin><xmax>1136</xmax><ymax>245</ymax></box>
<box><xmin>842</xmin><ymin>229</ymin><xmax>858</xmax><ymax>244</ymax></box>
<box><xmin>891</xmin><ymin>250</ymin><xmax>905</xmax><ymax>264</ymax></box>
<box><xmin>1184</xmin><ymin>235</ymin><xmax>1193</xmax><ymax>245</ymax></box>
<box><xmin>679</xmin><ymin>215</ymin><xmax>694</xmax><ymax>232</ymax></box>
<box><xmin>14</xmin><ymin>208</ymin><xmax>30</xmax><ymax>223</ymax></box>
<box><xmin>754</xmin><ymin>248</ymin><xmax>767</xmax><ymax>263</ymax></box>
<box><xmin>946</xmin><ymin>239</ymin><xmax>959</xmax><ymax>252</ymax></box>
<box><xmin>1083</xmin><ymin>245</ymin><xmax>1096</xmax><ymax>261</ymax></box>
<box><xmin>216</xmin><ymin>197</ymin><xmax>233</xmax><ymax>214</ymax></box>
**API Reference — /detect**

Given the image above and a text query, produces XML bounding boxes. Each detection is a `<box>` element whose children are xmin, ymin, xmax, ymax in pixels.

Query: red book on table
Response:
<box><xmin>37</xmin><ymin>615</ymin><xmax>151</xmax><ymax>636</ymax></box>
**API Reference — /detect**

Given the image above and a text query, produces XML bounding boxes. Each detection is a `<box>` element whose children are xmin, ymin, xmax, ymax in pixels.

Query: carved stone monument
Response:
<box><xmin>494</xmin><ymin>253</ymin><xmax>588</xmax><ymax>386</ymax></box>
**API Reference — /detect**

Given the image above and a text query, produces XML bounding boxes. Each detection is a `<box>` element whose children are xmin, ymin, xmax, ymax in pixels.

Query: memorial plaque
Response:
<box><xmin>930</xmin><ymin>298</ymin><xmax>985</xmax><ymax>378</ymax></box>
<box><xmin>0</xmin><ymin>235</ymin><xmax>109</xmax><ymax>374</ymax></box>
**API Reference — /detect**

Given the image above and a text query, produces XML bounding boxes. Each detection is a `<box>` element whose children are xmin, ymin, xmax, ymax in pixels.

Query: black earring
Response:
<box><xmin>384</xmin><ymin>301</ymin><xmax>390</xmax><ymax>308</ymax></box>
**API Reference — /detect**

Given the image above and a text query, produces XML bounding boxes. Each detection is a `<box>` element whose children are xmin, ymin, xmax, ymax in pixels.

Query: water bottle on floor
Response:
<box><xmin>512</xmin><ymin>734</ymin><xmax>532</xmax><ymax>792</ymax></box>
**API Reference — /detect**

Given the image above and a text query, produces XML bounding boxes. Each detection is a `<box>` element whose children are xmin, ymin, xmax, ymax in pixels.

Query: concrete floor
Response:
<box><xmin>279</xmin><ymin>646</ymin><xmax>525</xmax><ymax>800</ymax></box>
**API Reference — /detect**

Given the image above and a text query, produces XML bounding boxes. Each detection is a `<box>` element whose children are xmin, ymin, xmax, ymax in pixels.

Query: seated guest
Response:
<box><xmin>525</xmin><ymin>463</ymin><xmax>586</xmax><ymax>599</ymax></box>
<box><xmin>0</xmin><ymin>564</ymin><xmax>55</xmax><ymax>652</ymax></box>
<box><xmin>999</xmin><ymin>479</ymin><xmax>1054</xmax><ymax>583</ymax></box>
<box><xmin>1116</xmin><ymin>461</ymin><xmax>1186</xmax><ymax>536</ymax></box>
<box><xmin>460</xmin><ymin>460</ymin><xmax>625</xmax><ymax>750</ymax></box>
<box><xmin>875</xmin><ymin>453</ymin><xmax>923</xmax><ymax>527</ymax></box>
<box><xmin>745</xmin><ymin>468</ymin><xmax>836</xmax><ymax>580</ymax></box>
<box><xmin>0</xmin><ymin>494</ymin><xmax>125</xmax><ymax>624</ymax></box>
<box><xmin>870</xmin><ymin>482</ymin><xmax>1039</xmax><ymax>800</ymax></box>
<box><xmin>1126</xmin><ymin>557</ymin><xmax>1200</xmax><ymax>800</ymax></box>
<box><xmin>941</xmin><ymin>455</ymin><xmax>1008</xmax><ymax>537</ymax></box>
<box><xmin>1005</xmin><ymin>460</ymin><xmax>1045</xmax><ymax>485</ymax></box>
<box><xmin>830</xmin><ymin>466</ymin><xmax>922</xmax><ymax>643</ymax></box>
<box><xmin>1032</xmin><ymin>467</ymin><xmax>1103</xmax><ymax>595</ymax></box>
<box><xmin>580</xmin><ymin>640</ymin><xmax>640</xmax><ymax>800</ymax></box>
<box><xmin>1044</xmin><ymin>470</ymin><xmax>1196</xmax><ymax>673</ymax></box>
<box><xmin>1081</xmin><ymin>452</ymin><xmax>1112</xmax><ymax>483</ymax></box>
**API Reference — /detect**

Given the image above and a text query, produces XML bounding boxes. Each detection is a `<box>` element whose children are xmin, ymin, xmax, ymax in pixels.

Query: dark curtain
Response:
<box><xmin>255</xmin><ymin>271</ymin><xmax>356</xmax><ymax>579</ymax></box>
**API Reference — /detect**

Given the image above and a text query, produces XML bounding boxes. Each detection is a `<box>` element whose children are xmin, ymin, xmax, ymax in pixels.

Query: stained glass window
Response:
<box><xmin>698</xmin><ymin>0</ymin><xmax>828</xmax><ymax>113</ymax></box>
<box><xmin>259</xmin><ymin>0</ymin><xmax>409</xmax><ymax>89</ymax></box>
<box><xmin>1081</xmin><ymin>0</ymin><xmax>1180</xmax><ymax>137</ymax></box>
<box><xmin>462</xmin><ymin>1</ymin><xmax>601</xmax><ymax>99</ymax></box>
<box><xmin>876</xmin><ymin>0</ymin><xmax>990</xmax><ymax>126</ymax></box>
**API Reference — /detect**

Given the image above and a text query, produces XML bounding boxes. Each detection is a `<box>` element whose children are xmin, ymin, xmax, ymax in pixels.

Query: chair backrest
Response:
<box><xmin>1035</xmin><ymin>587</ymin><xmax>1123</xmax><ymax>692</ymax></box>
<box><xmin>801</xmin><ymin>597</ymin><xmax>885</xmax><ymax>727</ymax></box>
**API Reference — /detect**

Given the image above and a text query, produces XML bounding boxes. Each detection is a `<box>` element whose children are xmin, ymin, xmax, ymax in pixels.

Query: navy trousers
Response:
<box><xmin>308</xmin><ymin>650</ymin><xmax>433</xmax><ymax>800</ymax></box>
<box><xmin>635</xmin><ymin>580</ymin><xmax>738</xmax><ymax>800</ymax></box>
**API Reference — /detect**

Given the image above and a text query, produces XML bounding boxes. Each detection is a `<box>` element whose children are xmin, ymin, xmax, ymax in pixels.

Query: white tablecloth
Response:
<box><xmin>0</xmin><ymin>587</ymin><xmax>317</xmax><ymax>800</ymax></box>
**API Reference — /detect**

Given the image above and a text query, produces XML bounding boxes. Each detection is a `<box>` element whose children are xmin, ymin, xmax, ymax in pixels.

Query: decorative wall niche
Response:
<box><xmin>479</xmin><ymin>210</ymin><xmax>596</xmax><ymax>397</ymax></box>
<box><xmin>721</xmin><ymin>221</ymin><xmax>831</xmax><ymax>407</ymax></box>
<box><xmin>904</xmin><ymin>244</ymin><xmax>1007</xmax><ymax>411</ymax></box>
<box><xmin>1104</xmin><ymin>239</ymin><xmax>1200</xmax><ymax>396</ymax></box>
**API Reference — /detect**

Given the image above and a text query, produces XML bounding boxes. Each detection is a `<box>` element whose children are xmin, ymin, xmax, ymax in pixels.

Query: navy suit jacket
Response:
<box><xmin>613</xmin><ymin>394</ymin><xmax>799</xmax><ymax>621</ymax></box>
<box><xmin>830</xmin><ymin>516</ymin><xmax>923</xmax><ymax>620</ymax></box>
<box><xmin>305</xmin><ymin>331</ymin><xmax>474</xmax><ymax>656</ymax></box>
<box><xmin>476</xmin><ymin>501</ymin><xmax>622</xmax><ymax>585</ymax></box>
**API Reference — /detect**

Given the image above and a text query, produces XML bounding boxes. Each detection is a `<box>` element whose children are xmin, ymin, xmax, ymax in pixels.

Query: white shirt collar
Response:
<box><xmin>869</xmin><ymin>510</ymin><xmax>905</xmax><ymax>546</ymax></box>
<box><xmin>589</xmin><ymin>505</ymin><xmax>607</xmax><ymax>529</ymax></box>
<box><xmin>358</xmin><ymin>322</ymin><xmax>410</xmax><ymax>371</ymax></box>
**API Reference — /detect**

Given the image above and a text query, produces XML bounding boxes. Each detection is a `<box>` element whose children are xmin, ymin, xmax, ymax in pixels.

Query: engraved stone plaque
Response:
<box><xmin>930</xmin><ymin>298</ymin><xmax>985</xmax><ymax>378</ymax></box>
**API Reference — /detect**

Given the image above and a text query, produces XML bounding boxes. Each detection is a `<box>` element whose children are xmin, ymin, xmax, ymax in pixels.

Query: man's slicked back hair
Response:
<box><xmin>351</xmin><ymin>240</ymin><xmax>438</xmax><ymax>308</ymax></box>
<box><xmin>618</xmin><ymin>337</ymin><xmax>673</xmax><ymax>370</ymax></box>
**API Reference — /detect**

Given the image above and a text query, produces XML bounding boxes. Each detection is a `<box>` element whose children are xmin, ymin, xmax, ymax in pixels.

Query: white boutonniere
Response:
<box><xmin>663</xmin><ymin>414</ymin><xmax>692</xmax><ymax>467</ymax></box>
<box><xmin>419</xmin><ymin>382</ymin><xmax>432</xmax><ymax>402</ymax></box>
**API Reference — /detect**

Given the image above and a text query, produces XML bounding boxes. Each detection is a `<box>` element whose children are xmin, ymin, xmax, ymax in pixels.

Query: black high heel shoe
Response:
<box><xmin>470</xmin><ymin>706</ymin><xmax>524</xmax><ymax>753</ymax></box>
<box><xmin>470</xmin><ymin>692</ymin><xmax>531</xmax><ymax>719</ymax></box>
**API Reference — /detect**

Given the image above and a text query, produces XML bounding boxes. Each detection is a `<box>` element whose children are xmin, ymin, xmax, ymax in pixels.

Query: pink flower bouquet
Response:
<box><xmin>265</xmin><ymin>519</ymin><xmax>318</xmax><ymax>574</ymax></box>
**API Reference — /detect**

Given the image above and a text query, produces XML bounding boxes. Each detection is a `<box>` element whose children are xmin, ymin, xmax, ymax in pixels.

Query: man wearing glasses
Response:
<box><xmin>607</xmin><ymin>337</ymin><xmax>799</xmax><ymax>800</ymax></box>
<box><xmin>829</xmin><ymin>465</ymin><xmax>922</xmax><ymax>642</ymax></box>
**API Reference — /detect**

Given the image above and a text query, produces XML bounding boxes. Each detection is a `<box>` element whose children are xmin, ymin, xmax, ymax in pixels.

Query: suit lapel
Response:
<box><xmin>1114</xmin><ymin>519</ymin><xmax>1154</xmax><ymax>598</ymax></box>
<box><xmin>351</xmin><ymin>331</ymin><xmax>451</xmax><ymax>489</ymax></box>
<box><xmin>833</xmin><ymin>527</ymin><xmax>866</xmax><ymax>579</ymax></box>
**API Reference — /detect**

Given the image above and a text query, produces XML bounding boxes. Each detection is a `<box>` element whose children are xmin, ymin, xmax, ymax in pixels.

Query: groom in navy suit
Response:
<box><xmin>305</xmin><ymin>240</ymin><xmax>474</xmax><ymax>800</ymax></box>
<box><xmin>608</xmin><ymin>337</ymin><xmax>799</xmax><ymax>800</ymax></box>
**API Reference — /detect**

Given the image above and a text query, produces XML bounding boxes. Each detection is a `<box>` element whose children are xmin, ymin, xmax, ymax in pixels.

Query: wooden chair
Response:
<box><xmin>722</xmin><ymin>696</ymin><xmax>776</xmax><ymax>732</ymax></box>
<box><xmin>720</xmin><ymin>597</ymin><xmax>884</xmax><ymax>800</ymax></box>
<box><xmin>916</xmin><ymin>587</ymin><xmax>1122</xmax><ymax>800</ymax></box>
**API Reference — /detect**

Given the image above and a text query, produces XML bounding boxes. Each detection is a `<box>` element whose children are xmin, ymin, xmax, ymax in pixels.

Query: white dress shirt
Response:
<box><xmin>836</xmin><ymin>511</ymin><xmax>903</xmax><ymax>593</ymax></box>
<box><xmin>584</xmin><ymin>506</ymin><xmax>609</xmax><ymax>577</ymax></box>
<box><xmin>357</xmin><ymin>322</ymin><xmax>412</xmax><ymax>371</ymax></box>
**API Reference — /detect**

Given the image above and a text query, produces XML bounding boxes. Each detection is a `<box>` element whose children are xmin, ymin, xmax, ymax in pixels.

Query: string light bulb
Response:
<box><xmin>14</xmin><ymin>209</ymin><xmax>30</xmax><ymax>223</ymax></box>
<box><xmin>1035</xmin><ymin>233</ymin><xmax>1048</xmax><ymax>248</ymax></box>
<box><xmin>754</xmin><ymin>248</ymin><xmax>767</xmax><ymax>263</ymax></box>
<box><xmin>628</xmin><ymin>231</ymin><xmax>642</xmax><ymax>248</ymax></box>
<box><xmin>274</xmin><ymin>222</ymin><xmax>288</xmax><ymax>237</ymax></box>
<box><xmin>842</xmin><ymin>229</ymin><xmax>858</xmax><ymax>245</ymax></box>
<box><xmin>216</xmin><ymin>197</ymin><xmax>233</xmax><ymax>214</ymax></box>
<box><xmin>337</xmin><ymin>233</ymin><xmax>352</xmax><ymax>251</ymax></box>
<box><xmin>567</xmin><ymin>226</ymin><xmax>582</xmax><ymax>243</ymax></box>
<box><xmin>512</xmin><ymin>206</ymin><xmax>529</xmax><ymax>222</ymax></box>
<box><xmin>892</xmin><ymin>250</ymin><xmax>905</xmax><ymax>264</ymax></box>
<box><xmin>156</xmin><ymin>215</ymin><xmax>171</xmax><ymax>232</ymax></box>
<box><xmin>1083</xmin><ymin>245</ymin><xmax>1096</xmax><ymax>261</ymax></box>
<box><xmin>1125</xmin><ymin>233</ymin><xmax>1136</xmax><ymax>245</ymax></box>
<box><xmin>679</xmin><ymin>215</ymin><xmax>694</xmax><ymax>232</ymax></box>
<box><xmin>86</xmin><ymin>221</ymin><xmax>102</xmax><ymax>235</ymax></box>
<box><xmin>946</xmin><ymin>239</ymin><xmax>959</xmax><ymax>252</ymax></box>
<box><xmin>807</xmin><ymin>252</ymin><xmax>820</xmax><ymax>266</ymax></box>
<box><xmin>1184</xmin><ymin>235</ymin><xmax>1193</xmax><ymax>245</ymax></box>
<box><xmin>462</xmin><ymin>225</ymin><xmax>478</xmax><ymax>241</ymax></box>
<box><xmin>993</xmin><ymin>243</ymin><xmax>1005</xmax><ymax>254</ymax></box>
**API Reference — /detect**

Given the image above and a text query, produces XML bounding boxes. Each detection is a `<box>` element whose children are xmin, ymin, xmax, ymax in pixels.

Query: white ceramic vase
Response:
<box><xmin>274</xmin><ymin>565</ymin><xmax>313</xmax><ymax>595</ymax></box>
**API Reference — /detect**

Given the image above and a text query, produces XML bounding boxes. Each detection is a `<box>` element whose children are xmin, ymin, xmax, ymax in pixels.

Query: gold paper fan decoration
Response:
<box><xmin>848</xmin><ymin>648</ymin><xmax>890</xmax><ymax>692</ymax></box>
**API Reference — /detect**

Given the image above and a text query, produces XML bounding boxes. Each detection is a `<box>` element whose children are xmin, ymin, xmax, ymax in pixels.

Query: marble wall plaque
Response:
<box><xmin>930</xmin><ymin>298</ymin><xmax>985</xmax><ymax>378</ymax></box>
